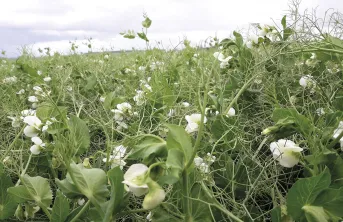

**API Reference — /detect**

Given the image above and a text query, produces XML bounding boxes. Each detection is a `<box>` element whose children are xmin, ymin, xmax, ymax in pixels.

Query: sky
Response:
<box><xmin>0</xmin><ymin>0</ymin><xmax>342</xmax><ymax>57</ymax></box>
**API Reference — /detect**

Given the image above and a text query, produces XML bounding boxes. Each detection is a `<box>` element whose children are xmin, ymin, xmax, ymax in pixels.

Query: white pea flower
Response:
<box><xmin>42</xmin><ymin>118</ymin><xmax>56</xmax><ymax>132</ymax></box>
<box><xmin>7</xmin><ymin>116</ymin><xmax>21</xmax><ymax>127</ymax></box>
<box><xmin>246</xmin><ymin>35</ymin><xmax>259</xmax><ymax>48</ymax></box>
<box><xmin>194</xmin><ymin>157</ymin><xmax>204</xmax><ymax>167</ymax></box>
<box><xmin>206</xmin><ymin>153</ymin><xmax>216</xmax><ymax>164</ymax></box>
<box><xmin>43</xmin><ymin>76</ymin><xmax>52</xmax><ymax>82</ymax></box>
<box><xmin>333</xmin><ymin>121</ymin><xmax>343</xmax><ymax>150</ymax></box>
<box><xmin>226</xmin><ymin>108</ymin><xmax>236</xmax><ymax>117</ymax></box>
<box><xmin>28</xmin><ymin>96</ymin><xmax>38</xmax><ymax>103</ymax></box>
<box><xmin>30</xmin><ymin>137</ymin><xmax>45</xmax><ymax>155</ymax></box>
<box><xmin>146</xmin><ymin>212</ymin><xmax>152</xmax><ymax>221</ymax></box>
<box><xmin>116</xmin><ymin>121</ymin><xmax>128</xmax><ymax>130</ymax></box>
<box><xmin>37</xmin><ymin>70</ymin><xmax>42</xmax><ymax>76</ymax></box>
<box><xmin>3</xmin><ymin>156</ymin><xmax>11</xmax><ymax>164</ymax></box>
<box><xmin>117</xmin><ymin>102</ymin><xmax>132</xmax><ymax>113</ymax></box>
<box><xmin>112</xmin><ymin>109</ymin><xmax>124</xmax><ymax>122</ymax></box>
<box><xmin>138</xmin><ymin>66</ymin><xmax>146</xmax><ymax>71</ymax></box>
<box><xmin>143</xmin><ymin>84</ymin><xmax>152</xmax><ymax>92</ymax></box>
<box><xmin>122</xmin><ymin>164</ymin><xmax>149</xmax><ymax>197</ymax></box>
<box><xmin>66</xmin><ymin>86</ymin><xmax>73</xmax><ymax>92</ymax></box>
<box><xmin>213</xmin><ymin>52</ymin><xmax>232</xmax><ymax>69</ymax></box>
<box><xmin>3</xmin><ymin>76</ymin><xmax>17</xmax><ymax>84</ymax></box>
<box><xmin>182</xmin><ymin>102</ymin><xmax>190</xmax><ymax>107</ymax></box>
<box><xmin>104</xmin><ymin>54</ymin><xmax>109</xmax><ymax>60</ymax></box>
<box><xmin>259</xmin><ymin>24</ymin><xmax>270</xmax><ymax>36</ymax></box>
<box><xmin>21</xmin><ymin>109</ymin><xmax>36</xmax><ymax>118</ymax></box>
<box><xmin>185</xmin><ymin>114</ymin><xmax>207</xmax><ymax>133</ymax></box>
<box><xmin>299</xmin><ymin>75</ymin><xmax>316</xmax><ymax>90</ymax></box>
<box><xmin>167</xmin><ymin>109</ymin><xmax>175</xmax><ymax>117</ymax></box>
<box><xmin>269</xmin><ymin>139</ymin><xmax>303</xmax><ymax>168</ymax></box>
<box><xmin>99</xmin><ymin>96</ymin><xmax>105</xmax><ymax>102</ymax></box>
<box><xmin>98</xmin><ymin>60</ymin><xmax>104</xmax><ymax>64</ymax></box>
<box><xmin>310</xmin><ymin>53</ymin><xmax>316</xmax><ymax>60</ymax></box>
<box><xmin>77</xmin><ymin>198</ymin><xmax>85</xmax><ymax>206</ymax></box>
<box><xmin>16</xmin><ymin>89</ymin><xmax>25</xmax><ymax>95</ymax></box>
<box><xmin>102</xmin><ymin>145</ymin><xmax>127</xmax><ymax>169</ymax></box>
<box><xmin>23</xmin><ymin>116</ymin><xmax>42</xmax><ymax>137</ymax></box>
<box><xmin>316</xmin><ymin>108</ymin><xmax>325</xmax><ymax>116</ymax></box>
<box><xmin>266</xmin><ymin>29</ymin><xmax>279</xmax><ymax>41</ymax></box>
<box><xmin>133</xmin><ymin>90</ymin><xmax>145</xmax><ymax>106</ymax></box>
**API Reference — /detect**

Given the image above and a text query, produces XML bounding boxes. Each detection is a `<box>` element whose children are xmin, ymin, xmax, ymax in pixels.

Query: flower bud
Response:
<box><xmin>142</xmin><ymin>181</ymin><xmax>165</xmax><ymax>210</ymax></box>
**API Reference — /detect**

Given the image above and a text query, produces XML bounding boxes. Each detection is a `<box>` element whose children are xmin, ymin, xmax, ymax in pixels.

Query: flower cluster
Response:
<box><xmin>111</xmin><ymin>102</ymin><xmax>133</xmax><ymax>130</ymax></box>
<box><xmin>213</xmin><ymin>52</ymin><xmax>232</xmax><ymax>69</ymax></box>
<box><xmin>194</xmin><ymin>153</ymin><xmax>216</xmax><ymax>173</ymax></box>
<box><xmin>2</xmin><ymin>76</ymin><xmax>17</xmax><ymax>84</ymax></box>
<box><xmin>299</xmin><ymin>75</ymin><xmax>316</xmax><ymax>93</ymax></box>
<box><xmin>185</xmin><ymin>113</ymin><xmax>207</xmax><ymax>133</ymax></box>
<box><xmin>102</xmin><ymin>145</ymin><xmax>127</xmax><ymax>169</ymax></box>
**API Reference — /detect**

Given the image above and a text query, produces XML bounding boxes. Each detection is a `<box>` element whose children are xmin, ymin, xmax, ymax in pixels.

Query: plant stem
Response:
<box><xmin>15</xmin><ymin>153</ymin><xmax>33</xmax><ymax>186</ymax></box>
<box><xmin>182</xmin><ymin>169</ymin><xmax>192</xmax><ymax>222</ymax></box>
<box><xmin>70</xmin><ymin>200</ymin><xmax>91</xmax><ymax>222</ymax></box>
<box><xmin>41</xmin><ymin>205</ymin><xmax>52</xmax><ymax>221</ymax></box>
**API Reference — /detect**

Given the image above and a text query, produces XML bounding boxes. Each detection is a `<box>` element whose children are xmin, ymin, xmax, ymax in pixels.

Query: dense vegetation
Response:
<box><xmin>1</xmin><ymin>5</ymin><xmax>343</xmax><ymax>222</ymax></box>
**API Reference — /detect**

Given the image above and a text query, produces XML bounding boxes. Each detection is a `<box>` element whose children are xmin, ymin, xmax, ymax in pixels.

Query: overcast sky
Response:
<box><xmin>0</xmin><ymin>0</ymin><xmax>342</xmax><ymax>57</ymax></box>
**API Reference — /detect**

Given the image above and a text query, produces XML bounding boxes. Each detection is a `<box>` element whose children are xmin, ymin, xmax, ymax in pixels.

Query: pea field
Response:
<box><xmin>1</xmin><ymin>7</ymin><xmax>343</xmax><ymax>222</ymax></box>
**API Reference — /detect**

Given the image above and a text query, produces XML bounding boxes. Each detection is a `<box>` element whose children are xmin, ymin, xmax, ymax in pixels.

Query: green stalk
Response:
<box><xmin>15</xmin><ymin>153</ymin><xmax>33</xmax><ymax>186</ymax></box>
<box><xmin>70</xmin><ymin>200</ymin><xmax>91</xmax><ymax>222</ymax></box>
<box><xmin>182</xmin><ymin>169</ymin><xmax>192</xmax><ymax>222</ymax></box>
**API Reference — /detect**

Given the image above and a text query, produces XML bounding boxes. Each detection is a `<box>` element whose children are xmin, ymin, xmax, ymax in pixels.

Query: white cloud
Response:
<box><xmin>1</xmin><ymin>0</ymin><xmax>342</xmax><ymax>57</ymax></box>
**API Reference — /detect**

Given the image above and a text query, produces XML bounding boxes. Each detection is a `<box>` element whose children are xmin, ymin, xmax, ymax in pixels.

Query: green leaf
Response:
<box><xmin>142</xmin><ymin>16</ymin><xmax>152</xmax><ymax>28</ymax></box>
<box><xmin>16</xmin><ymin>61</ymin><xmax>40</xmax><ymax>78</ymax></box>
<box><xmin>68</xmin><ymin>115</ymin><xmax>90</xmax><ymax>155</ymax></box>
<box><xmin>165</xmin><ymin>124</ymin><xmax>193</xmax><ymax>163</ymax></box>
<box><xmin>313</xmin><ymin>187</ymin><xmax>343</xmax><ymax>217</ymax></box>
<box><xmin>271</xmin><ymin>207</ymin><xmax>281</xmax><ymax>222</ymax></box>
<box><xmin>56</xmin><ymin>162</ymin><xmax>109</xmax><ymax>217</ymax></box>
<box><xmin>121</xmin><ymin>30</ymin><xmax>136</xmax><ymax>39</ymax></box>
<box><xmin>8</xmin><ymin>175</ymin><xmax>53</xmax><ymax>209</ymax></box>
<box><xmin>286</xmin><ymin>168</ymin><xmax>331</xmax><ymax>220</ymax></box>
<box><xmin>51</xmin><ymin>190</ymin><xmax>70</xmax><ymax>222</ymax></box>
<box><xmin>281</xmin><ymin>15</ymin><xmax>287</xmax><ymax>29</ymax></box>
<box><xmin>36</xmin><ymin>102</ymin><xmax>67</xmax><ymax>121</ymax></box>
<box><xmin>0</xmin><ymin>164</ymin><xmax>17</xmax><ymax>220</ymax></box>
<box><xmin>166</xmin><ymin>149</ymin><xmax>184</xmax><ymax>170</ymax></box>
<box><xmin>129</xmin><ymin>135</ymin><xmax>167</xmax><ymax>163</ymax></box>
<box><xmin>103</xmin><ymin>91</ymin><xmax>116</xmax><ymax>110</ymax></box>
<box><xmin>283</xmin><ymin>27</ymin><xmax>293</xmax><ymax>41</ymax></box>
<box><xmin>219</xmin><ymin>38</ymin><xmax>236</xmax><ymax>49</ymax></box>
<box><xmin>271</xmin><ymin>108</ymin><xmax>313</xmax><ymax>137</ymax></box>
<box><xmin>103</xmin><ymin>167</ymin><xmax>124</xmax><ymax>222</ymax></box>
<box><xmin>137</xmin><ymin>32</ymin><xmax>149</xmax><ymax>42</ymax></box>
<box><xmin>85</xmin><ymin>74</ymin><xmax>97</xmax><ymax>90</ymax></box>
<box><xmin>302</xmin><ymin>205</ymin><xmax>328</xmax><ymax>222</ymax></box>
<box><xmin>233</xmin><ymin>31</ymin><xmax>243</xmax><ymax>48</ymax></box>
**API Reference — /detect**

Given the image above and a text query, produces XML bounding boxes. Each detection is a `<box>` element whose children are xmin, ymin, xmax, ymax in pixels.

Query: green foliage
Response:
<box><xmin>103</xmin><ymin>167</ymin><xmax>124</xmax><ymax>221</ymax></box>
<box><xmin>51</xmin><ymin>190</ymin><xmax>70</xmax><ymax>222</ymax></box>
<box><xmin>8</xmin><ymin>175</ymin><xmax>53</xmax><ymax>211</ymax></box>
<box><xmin>0</xmin><ymin>164</ymin><xmax>17</xmax><ymax>220</ymax></box>
<box><xmin>68</xmin><ymin>115</ymin><xmax>91</xmax><ymax>155</ymax></box>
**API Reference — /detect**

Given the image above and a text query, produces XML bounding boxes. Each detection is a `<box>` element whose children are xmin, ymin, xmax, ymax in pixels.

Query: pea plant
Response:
<box><xmin>1</xmin><ymin>5</ymin><xmax>343</xmax><ymax>222</ymax></box>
